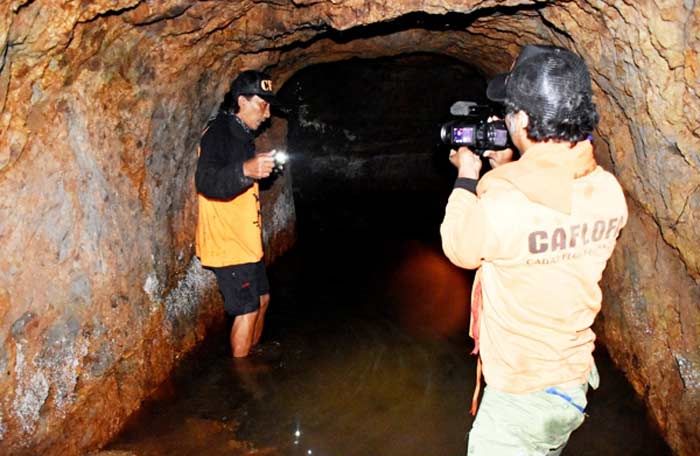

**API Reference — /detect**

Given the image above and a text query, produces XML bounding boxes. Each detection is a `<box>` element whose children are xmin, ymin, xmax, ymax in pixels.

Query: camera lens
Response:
<box><xmin>440</xmin><ymin>125</ymin><xmax>451</xmax><ymax>144</ymax></box>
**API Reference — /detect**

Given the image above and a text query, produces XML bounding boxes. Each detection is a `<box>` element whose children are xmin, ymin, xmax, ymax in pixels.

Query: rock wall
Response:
<box><xmin>0</xmin><ymin>1</ymin><xmax>697</xmax><ymax>454</ymax></box>
<box><xmin>602</xmin><ymin>197</ymin><xmax>700</xmax><ymax>454</ymax></box>
<box><xmin>257</xmin><ymin>117</ymin><xmax>296</xmax><ymax>265</ymax></box>
<box><xmin>536</xmin><ymin>4</ymin><xmax>699</xmax><ymax>454</ymax></box>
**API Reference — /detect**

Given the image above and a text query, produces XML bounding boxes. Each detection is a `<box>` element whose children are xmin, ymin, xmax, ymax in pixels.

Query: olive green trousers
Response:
<box><xmin>466</xmin><ymin>367</ymin><xmax>598</xmax><ymax>456</ymax></box>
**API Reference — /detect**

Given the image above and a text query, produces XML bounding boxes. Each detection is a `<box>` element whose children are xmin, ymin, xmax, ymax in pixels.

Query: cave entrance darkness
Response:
<box><xmin>276</xmin><ymin>53</ymin><xmax>489</xmax><ymax>242</ymax></box>
<box><xmin>106</xmin><ymin>54</ymin><xmax>671</xmax><ymax>455</ymax></box>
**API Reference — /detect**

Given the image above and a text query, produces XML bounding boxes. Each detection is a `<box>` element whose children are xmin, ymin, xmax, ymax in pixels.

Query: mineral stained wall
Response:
<box><xmin>0</xmin><ymin>1</ymin><xmax>697</xmax><ymax>454</ymax></box>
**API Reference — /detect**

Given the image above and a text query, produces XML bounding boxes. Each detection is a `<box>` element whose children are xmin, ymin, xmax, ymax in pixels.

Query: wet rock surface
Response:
<box><xmin>0</xmin><ymin>1</ymin><xmax>698</xmax><ymax>454</ymax></box>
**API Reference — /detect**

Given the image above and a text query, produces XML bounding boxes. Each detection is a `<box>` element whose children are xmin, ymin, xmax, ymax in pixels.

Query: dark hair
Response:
<box><xmin>504</xmin><ymin>47</ymin><xmax>599</xmax><ymax>143</ymax></box>
<box><xmin>220</xmin><ymin>92</ymin><xmax>253</xmax><ymax>114</ymax></box>
<box><xmin>220</xmin><ymin>70</ymin><xmax>273</xmax><ymax>114</ymax></box>
<box><xmin>504</xmin><ymin>97</ymin><xmax>599</xmax><ymax>144</ymax></box>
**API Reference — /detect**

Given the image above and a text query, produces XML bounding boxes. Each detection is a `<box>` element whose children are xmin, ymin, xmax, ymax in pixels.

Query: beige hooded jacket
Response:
<box><xmin>441</xmin><ymin>140</ymin><xmax>628</xmax><ymax>393</ymax></box>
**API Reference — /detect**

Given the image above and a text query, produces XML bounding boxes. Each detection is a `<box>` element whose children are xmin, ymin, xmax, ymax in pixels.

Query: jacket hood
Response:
<box><xmin>477</xmin><ymin>141</ymin><xmax>597</xmax><ymax>214</ymax></box>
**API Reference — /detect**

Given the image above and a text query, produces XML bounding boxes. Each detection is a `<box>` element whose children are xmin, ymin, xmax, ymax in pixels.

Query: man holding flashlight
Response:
<box><xmin>440</xmin><ymin>45</ymin><xmax>628</xmax><ymax>455</ymax></box>
<box><xmin>195</xmin><ymin>70</ymin><xmax>278</xmax><ymax>358</ymax></box>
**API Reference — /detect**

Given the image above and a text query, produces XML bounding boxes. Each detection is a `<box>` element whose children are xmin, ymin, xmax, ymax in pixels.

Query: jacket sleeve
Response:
<box><xmin>440</xmin><ymin>184</ymin><xmax>492</xmax><ymax>270</ymax></box>
<box><xmin>195</xmin><ymin>124</ymin><xmax>253</xmax><ymax>200</ymax></box>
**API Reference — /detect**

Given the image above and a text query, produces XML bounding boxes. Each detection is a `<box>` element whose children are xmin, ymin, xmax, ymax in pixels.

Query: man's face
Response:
<box><xmin>238</xmin><ymin>95</ymin><xmax>271</xmax><ymax>131</ymax></box>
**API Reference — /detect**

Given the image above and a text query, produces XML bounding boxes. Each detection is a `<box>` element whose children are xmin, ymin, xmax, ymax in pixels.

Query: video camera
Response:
<box><xmin>439</xmin><ymin>101</ymin><xmax>509</xmax><ymax>155</ymax></box>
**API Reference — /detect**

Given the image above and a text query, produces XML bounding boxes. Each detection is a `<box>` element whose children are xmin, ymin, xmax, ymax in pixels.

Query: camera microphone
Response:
<box><xmin>449</xmin><ymin>101</ymin><xmax>479</xmax><ymax>116</ymax></box>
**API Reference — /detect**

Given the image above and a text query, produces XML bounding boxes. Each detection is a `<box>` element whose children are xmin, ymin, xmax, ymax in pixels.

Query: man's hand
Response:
<box><xmin>449</xmin><ymin>146</ymin><xmax>482</xmax><ymax>179</ymax></box>
<box><xmin>243</xmin><ymin>152</ymin><xmax>275</xmax><ymax>179</ymax></box>
<box><xmin>483</xmin><ymin>148</ymin><xmax>514</xmax><ymax>169</ymax></box>
<box><xmin>481</xmin><ymin>115</ymin><xmax>515</xmax><ymax>169</ymax></box>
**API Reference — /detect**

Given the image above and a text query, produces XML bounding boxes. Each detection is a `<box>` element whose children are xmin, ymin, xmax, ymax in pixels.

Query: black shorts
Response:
<box><xmin>212</xmin><ymin>261</ymin><xmax>269</xmax><ymax>317</ymax></box>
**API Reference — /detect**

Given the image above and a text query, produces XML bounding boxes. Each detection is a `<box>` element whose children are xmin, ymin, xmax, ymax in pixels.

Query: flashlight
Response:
<box><xmin>271</xmin><ymin>149</ymin><xmax>289</xmax><ymax>172</ymax></box>
<box><xmin>272</xmin><ymin>149</ymin><xmax>288</xmax><ymax>166</ymax></box>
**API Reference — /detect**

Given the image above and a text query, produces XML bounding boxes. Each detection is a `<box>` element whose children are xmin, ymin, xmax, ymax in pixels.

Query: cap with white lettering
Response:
<box><xmin>231</xmin><ymin>70</ymin><xmax>279</xmax><ymax>105</ymax></box>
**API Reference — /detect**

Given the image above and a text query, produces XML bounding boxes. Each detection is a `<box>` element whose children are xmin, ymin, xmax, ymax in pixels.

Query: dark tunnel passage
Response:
<box><xmin>104</xmin><ymin>56</ymin><xmax>672</xmax><ymax>456</ymax></box>
<box><xmin>278</xmin><ymin>53</ymin><xmax>488</xmax><ymax>241</ymax></box>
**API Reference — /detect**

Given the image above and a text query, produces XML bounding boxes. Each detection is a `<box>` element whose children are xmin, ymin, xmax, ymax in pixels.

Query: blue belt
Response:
<box><xmin>545</xmin><ymin>387</ymin><xmax>586</xmax><ymax>414</ymax></box>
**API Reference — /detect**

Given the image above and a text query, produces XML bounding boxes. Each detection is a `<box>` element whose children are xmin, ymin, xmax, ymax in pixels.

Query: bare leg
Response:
<box><xmin>252</xmin><ymin>293</ymin><xmax>270</xmax><ymax>346</ymax></box>
<box><xmin>231</xmin><ymin>310</ymin><xmax>259</xmax><ymax>357</ymax></box>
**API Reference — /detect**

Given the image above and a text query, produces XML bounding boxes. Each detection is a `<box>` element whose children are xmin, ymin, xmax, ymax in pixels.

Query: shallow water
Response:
<box><xmin>107</xmin><ymin>232</ymin><xmax>671</xmax><ymax>456</ymax></box>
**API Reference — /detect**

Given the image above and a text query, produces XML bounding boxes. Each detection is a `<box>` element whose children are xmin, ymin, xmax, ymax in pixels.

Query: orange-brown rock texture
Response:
<box><xmin>0</xmin><ymin>1</ymin><xmax>697</xmax><ymax>455</ymax></box>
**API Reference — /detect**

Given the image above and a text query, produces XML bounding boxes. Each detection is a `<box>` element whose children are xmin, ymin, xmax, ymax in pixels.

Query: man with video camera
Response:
<box><xmin>440</xmin><ymin>45</ymin><xmax>628</xmax><ymax>455</ymax></box>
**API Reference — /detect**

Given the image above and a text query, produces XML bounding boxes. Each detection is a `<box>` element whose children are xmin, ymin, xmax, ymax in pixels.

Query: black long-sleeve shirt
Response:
<box><xmin>195</xmin><ymin>112</ymin><xmax>255</xmax><ymax>200</ymax></box>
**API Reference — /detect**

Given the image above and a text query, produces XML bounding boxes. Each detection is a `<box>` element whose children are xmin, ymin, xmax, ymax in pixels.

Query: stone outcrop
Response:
<box><xmin>0</xmin><ymin>1</ymin><xmax>697</xmax><ymax>455</ymax></box>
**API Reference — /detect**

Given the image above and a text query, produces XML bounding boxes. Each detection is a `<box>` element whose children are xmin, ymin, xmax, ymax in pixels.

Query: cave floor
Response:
<box><xmin>107</xmin><ymin>229</ymin><xmax>671</xmax><ymax>456</ymax></box>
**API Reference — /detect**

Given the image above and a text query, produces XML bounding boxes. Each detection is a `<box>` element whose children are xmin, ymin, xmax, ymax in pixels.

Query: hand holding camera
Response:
<box><xmin>449</xmin><ymin>146</ymin><xmax>483</xmax><ymax>179</ymax></box>
<box><xmin>440</xmin><ymin>101</ymin><xmax>510</xmax><ymax>155</ymax></box>
<box><xmin>441</xmin><ymin>102</ymin><xmax>514</xmax><ymax>177</ymax></box>
<box><xmin>483</xmin><ymin>147</ymin><xmax>514</xmax><ymax>169</ymax></box>
<box><xmin>480</xmin><ymin>115</ymin><xmax>514</xmax><ymax>169</ymax></box>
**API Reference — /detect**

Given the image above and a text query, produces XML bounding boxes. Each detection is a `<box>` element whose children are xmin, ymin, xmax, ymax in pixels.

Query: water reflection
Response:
<box><xmin>107</xmin><ymin>238</ymin><xmax>670</xmax><ymax>456</ymax></box>
<box><xmin>386</xmin><ymin>240</ymin><xmax>470</xmax><ymax>338</ymax></box>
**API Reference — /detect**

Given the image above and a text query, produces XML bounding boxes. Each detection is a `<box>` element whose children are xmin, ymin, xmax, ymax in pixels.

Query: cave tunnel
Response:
<box><xmin>281</xmin><ymin>52</ymin><xmax>487</xmax><ymax>241</ymax></box>
<box><xmin>0</xmin><ymin>1</ymin><xmax>698</xmax><ymax>455</ymax></box>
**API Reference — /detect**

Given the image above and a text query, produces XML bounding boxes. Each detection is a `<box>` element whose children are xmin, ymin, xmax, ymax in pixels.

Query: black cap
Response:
<box><xmin>231</xmin><ymin>70</ymin><xmax>279</xmax><ymax>105</ymax></box>
<box><xmin>486</xmin><ymin>45</ymin><xmax>593</xmax><ymax>124</ymax></box>
<box><xmin>486</xmin><ymin>45</ymin><xmax>551</xmax><ymax>102</ymax></box>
